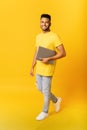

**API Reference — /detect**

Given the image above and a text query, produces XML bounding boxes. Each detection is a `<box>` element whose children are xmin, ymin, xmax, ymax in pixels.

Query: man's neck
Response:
<box><xmin>42</xmin><ymin>29</ymin><xmax>51</xmax><ymax>33</ymax></box>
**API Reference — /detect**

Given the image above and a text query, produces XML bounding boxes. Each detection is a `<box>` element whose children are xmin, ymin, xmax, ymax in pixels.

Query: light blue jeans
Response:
<box><xmin>36</xmin><ymin>74</ymin><xmax>57</xmax><ymax>113</ymax></box>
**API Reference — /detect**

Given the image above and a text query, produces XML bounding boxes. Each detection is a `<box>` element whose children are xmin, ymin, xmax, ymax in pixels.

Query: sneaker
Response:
<box><xmin>54</xmin><ymin>97</ymin><xmax>62</xmax><ymax>112</ymax></box>
<box><xmin>36</xmin><ymin>112</ymin><xmax>48</xmax><ymax>120</ymax></box>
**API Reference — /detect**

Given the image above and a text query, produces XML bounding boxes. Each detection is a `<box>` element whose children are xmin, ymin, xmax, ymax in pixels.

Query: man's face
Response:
<box><xmin>40</xmin><ymin>17</ymin><xmax>51</xmax><ymax>31</ymax></box>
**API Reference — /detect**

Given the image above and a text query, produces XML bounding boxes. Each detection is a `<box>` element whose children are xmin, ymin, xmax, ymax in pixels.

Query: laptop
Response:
<box><xmin>36</xmin><ymin>46</ymin><xmax>56</xmax><ymax>64</ymax></box>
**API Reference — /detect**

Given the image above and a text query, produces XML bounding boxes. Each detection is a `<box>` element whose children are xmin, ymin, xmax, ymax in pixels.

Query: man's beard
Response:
<box><xmin>42</xmin><ymin>26</ymin><xmax>50</xmax><ymax>31</ymax></box>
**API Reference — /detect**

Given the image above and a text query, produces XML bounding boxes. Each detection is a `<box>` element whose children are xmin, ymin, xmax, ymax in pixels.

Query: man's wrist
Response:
<box><xmin>48</xmin><ymin>57</ymin><xmax>53</xmax><ymax>61</ymax></box>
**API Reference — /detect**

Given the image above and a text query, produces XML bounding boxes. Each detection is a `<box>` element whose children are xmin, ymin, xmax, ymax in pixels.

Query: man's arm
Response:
<box><xmin>41</xmin><ymin>44</ymin><xmax>66</xmax><ymax>63</ymax></box>
<box><xmin>30</xmin><ymin>49</ymin><xmax>37</xmax><ymax>76</ymax></box>
<box><xmin>50</xmin><ymin>44</ymin><xmax>66</xmax><ymax>60</ymax></box>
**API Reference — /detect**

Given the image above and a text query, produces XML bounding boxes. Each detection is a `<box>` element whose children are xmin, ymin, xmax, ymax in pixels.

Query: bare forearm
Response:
<box><xmin>41</xmin><ymin>44</ymin><xmax>66</xmax><ymax>64</ymax></box>
<box><xmin>31</xmin><ymin>50</ymin><xmax>37</xmax><ymax>69</ymax></box>
<box><xmin>49</xmin><ymin>51</ymin><xmax>66</xmax><ymax>61</ymax></box>
<box><xmin>31</xmin><ymin>59</ymin><xmax>36</xmax><ymax>69</ymax></box>
<box><xmin>30</xmin><ymin>50</ymin><xmax>37</xmax><ymax>76</ymax></box>
<box><xmin>49</xmin><ymin>44</ymin><xmax>66</xmax><ymax>61</ymax></box>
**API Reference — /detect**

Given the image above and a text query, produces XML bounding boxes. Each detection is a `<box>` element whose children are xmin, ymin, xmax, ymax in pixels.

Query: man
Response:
<box><xmin>30</xmin><ymin>14</ymin><xmax>66</xmax><ymax>120</ymax></box>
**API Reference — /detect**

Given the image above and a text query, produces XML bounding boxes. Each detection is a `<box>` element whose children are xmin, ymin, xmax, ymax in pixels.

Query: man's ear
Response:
<box><xmin>49</xmin><ymin>22</ymin><xmax>51</xmax><ymax>26</ymax></box>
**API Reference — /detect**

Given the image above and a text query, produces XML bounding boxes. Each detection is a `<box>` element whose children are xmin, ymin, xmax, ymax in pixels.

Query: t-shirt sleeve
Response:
<box><xmin>35</xmin><ymin>36</ymin><xmax>37</xmax><ymax>47</ymax></box>
<box><xmin>54</xmin><ymin>34</ymin><xmax>62</xmax><ymax>47</ymax></box>
<box><xmin>35</xmin><ymin>35</ymin><xmax>39</xmax><ymax>47</ymax></box>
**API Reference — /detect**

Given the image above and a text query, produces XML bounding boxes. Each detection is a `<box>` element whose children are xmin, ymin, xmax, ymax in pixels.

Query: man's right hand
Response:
<box><xmin>30</xmin><ymin>68</ymin><xmax>34</xmax><ymax>76</ymax></box>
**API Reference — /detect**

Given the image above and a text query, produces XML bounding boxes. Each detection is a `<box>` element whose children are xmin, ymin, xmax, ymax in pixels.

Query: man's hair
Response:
<box><xmin>40</xmin><ymin>14</ymin><xmax>51</xmax><ymax>21</ymax></box>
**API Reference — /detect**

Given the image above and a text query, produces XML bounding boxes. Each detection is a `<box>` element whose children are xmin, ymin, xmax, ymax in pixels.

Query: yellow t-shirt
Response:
<box><xmin>35</xmin><ymin>31</ymin><xmax>62</xmax><ymax>76</ymax></box>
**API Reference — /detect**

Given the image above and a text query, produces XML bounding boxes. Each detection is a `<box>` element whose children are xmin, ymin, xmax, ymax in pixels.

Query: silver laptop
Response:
<box><xmin>36</xmin><ymin>46</ymin><xmax>56</xmax><ymax>64</ymax></box>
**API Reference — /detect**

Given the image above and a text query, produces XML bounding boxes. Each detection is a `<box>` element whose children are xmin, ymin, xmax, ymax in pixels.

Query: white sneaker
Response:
<box><xmin>36</xmin><ymin>112</ymin><xmax>48</xmax><ymax>120</ymax></box>
<box><xmin>54</xmin><ymin>97</ymin><xmax>62</xmax><ymax>112</ymax></box>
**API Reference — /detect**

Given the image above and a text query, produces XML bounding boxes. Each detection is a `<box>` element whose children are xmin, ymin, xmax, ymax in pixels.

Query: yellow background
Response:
<box><xmin>0</xmin><ymin>0</ymin><xmax>86</xmax><ymax>130</ymax></box>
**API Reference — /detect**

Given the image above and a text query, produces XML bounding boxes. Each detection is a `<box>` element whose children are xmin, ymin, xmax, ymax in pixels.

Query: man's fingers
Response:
<box><xmin>39</xmin><ymin>58</ymin><xmax>43</xmax><ymax>60</ymax></box>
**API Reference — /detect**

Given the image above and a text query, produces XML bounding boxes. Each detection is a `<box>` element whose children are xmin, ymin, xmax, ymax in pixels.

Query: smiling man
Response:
<box><xmin>30</xmin><ymin>14</ymin><xmax>66</xmax><ymax>120</ymax></box>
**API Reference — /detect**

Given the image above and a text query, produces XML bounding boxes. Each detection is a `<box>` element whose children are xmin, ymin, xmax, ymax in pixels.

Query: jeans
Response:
<box><xmin>36</xmin><ymin>74</ymin><xmax>57</xmax><ymax>113</ymax></box>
